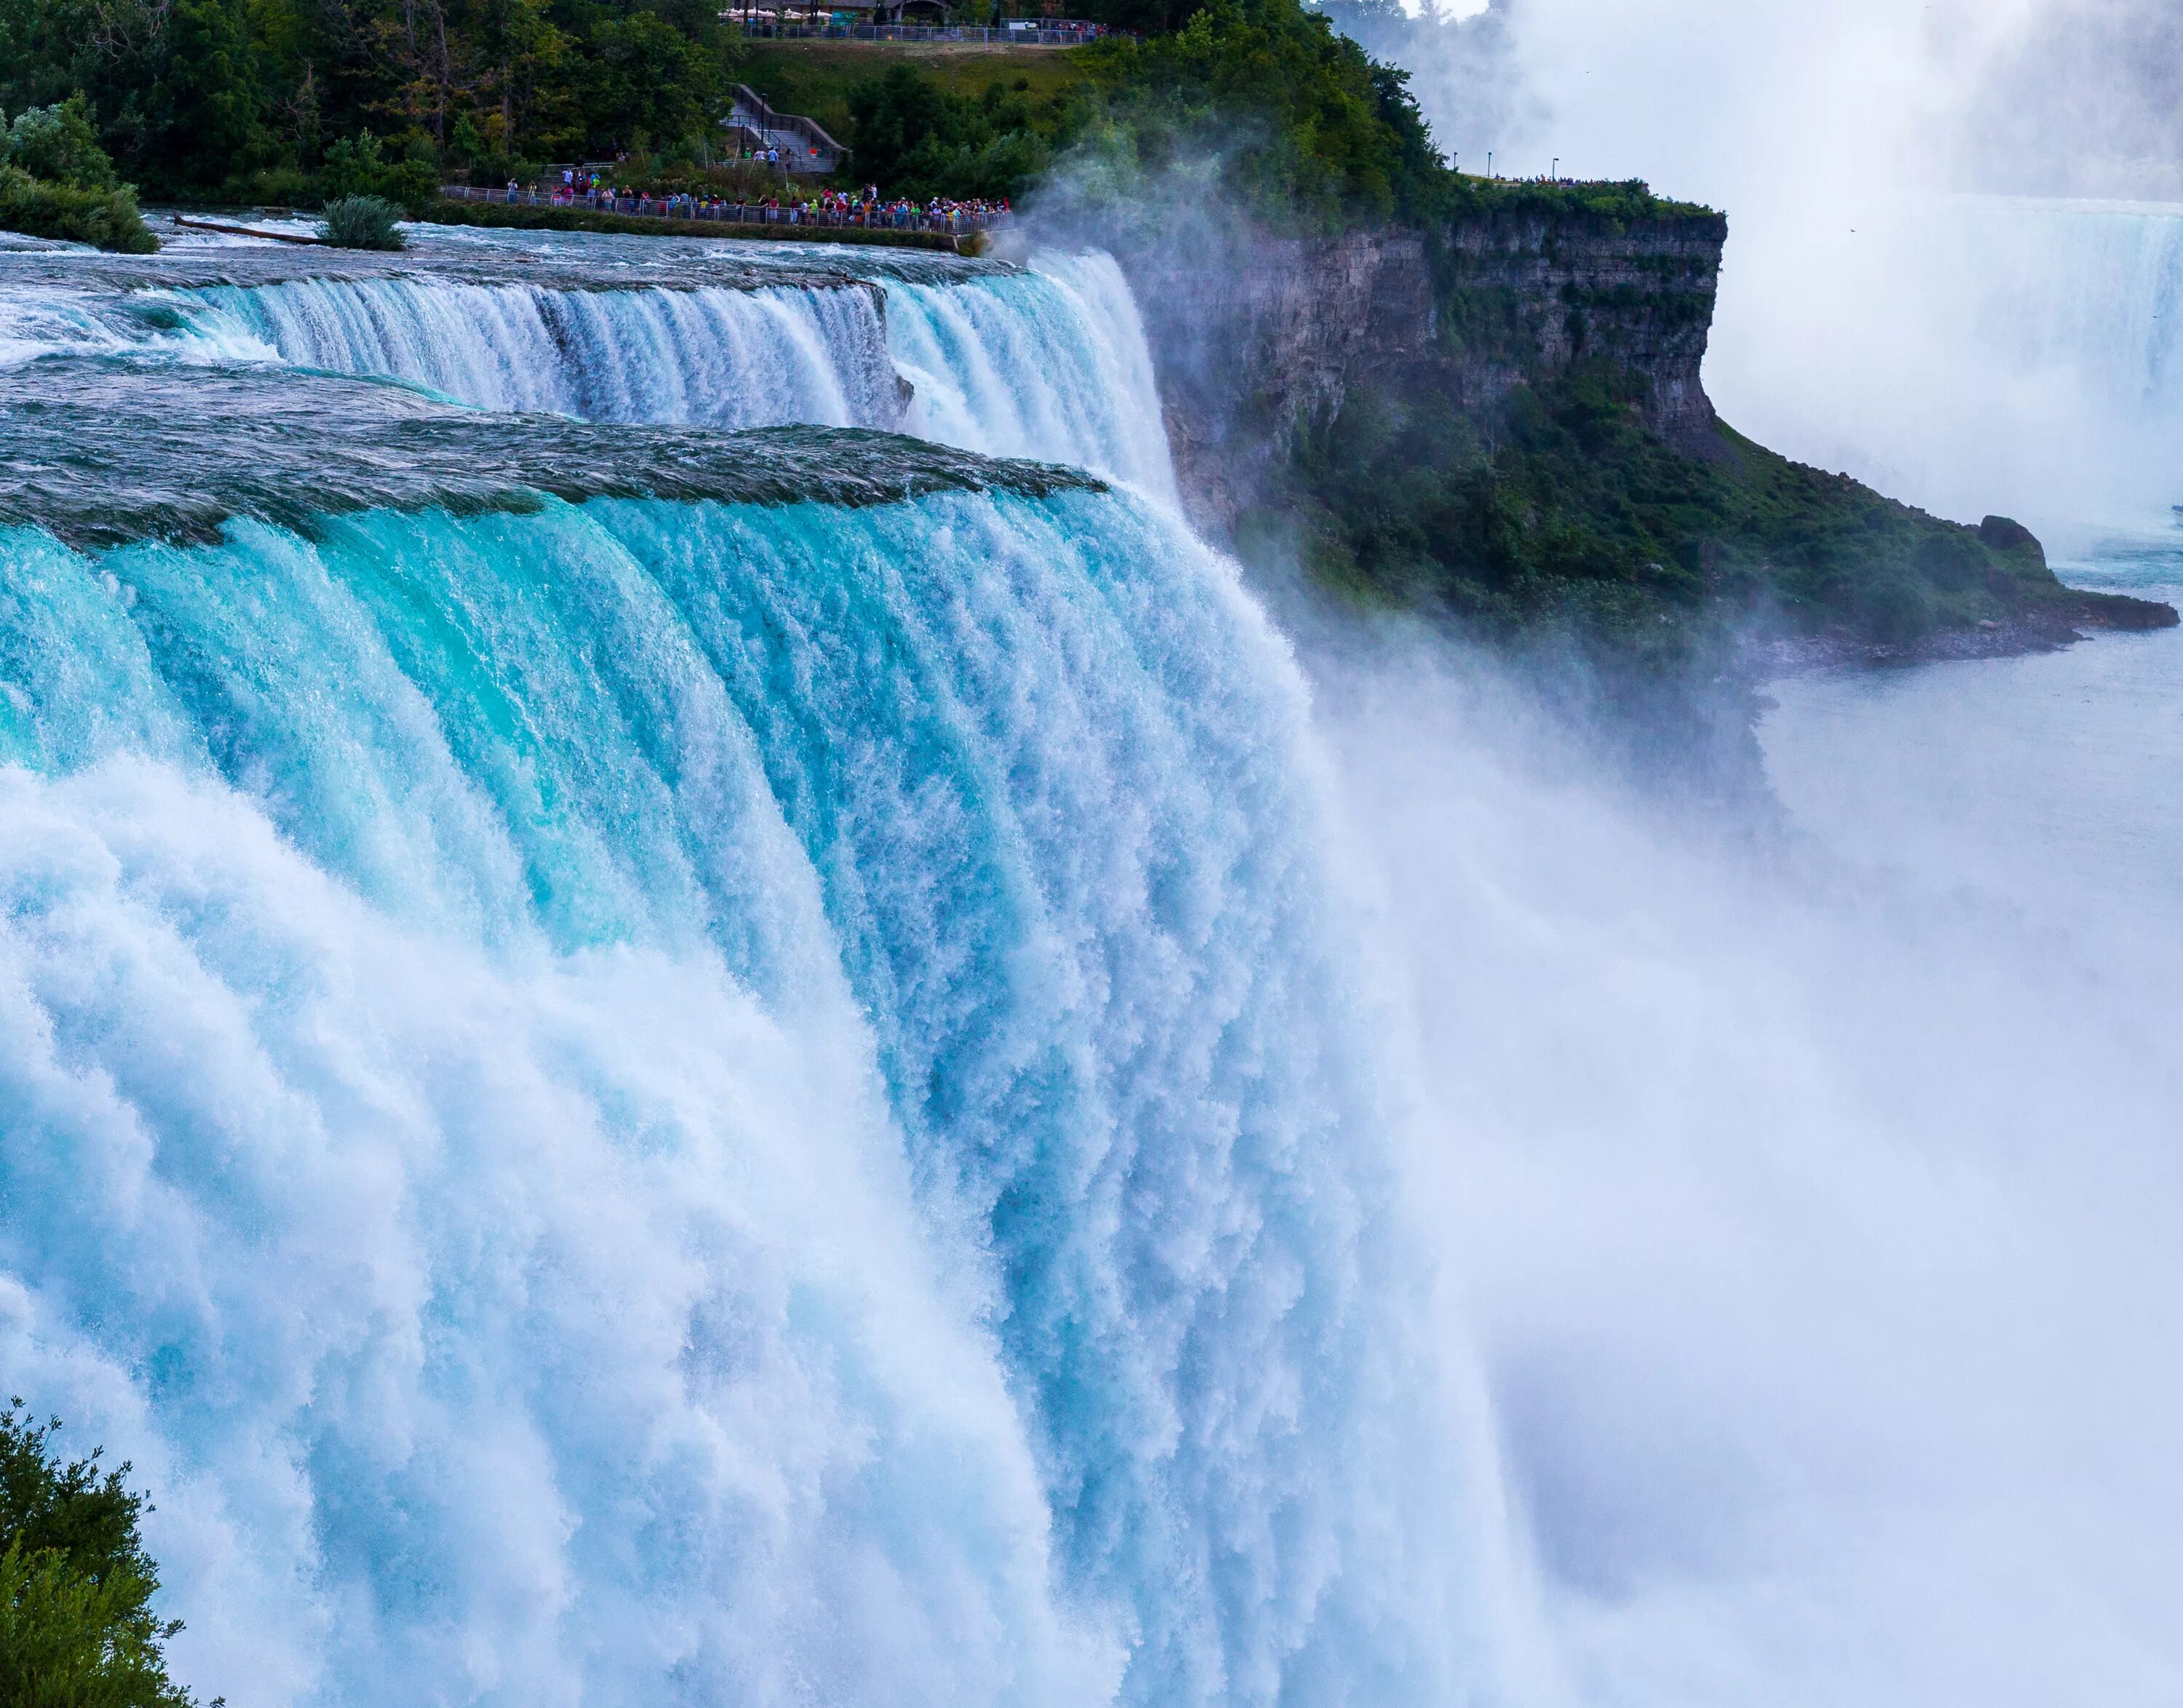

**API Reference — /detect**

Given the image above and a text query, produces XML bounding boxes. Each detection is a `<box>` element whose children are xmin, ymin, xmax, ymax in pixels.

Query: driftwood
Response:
<box><xmin>172</xmin><ymin>215</ymin><xmax>324</xmax><ymax>245</ymax></box>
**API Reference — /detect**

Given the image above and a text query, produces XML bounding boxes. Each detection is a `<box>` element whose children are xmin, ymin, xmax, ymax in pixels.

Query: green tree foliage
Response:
<box><xmin>0</xmin><ymin>95</ymin><xmax>156</xmax><ymax>250</ymax></box>
<box><xmin>6</xmin><ymin>94</ymin><xmax>119</xmax><ymax>188</ymax></box>
<box><xmin>583</xmin><ymin>12</ymin><xmax>725</xmax><ymax>159</ymax></box>
<box><xmin>0</xmin><ymin>1402</ymin><xmax>211</xmax><ymax>1707</ymax></box>
<box><xmin>0</xmin><ymin>0</ymin><xmax>742</xmax><ymax>203</ymax></box>
<box><xmin>845</xmin><ymin>67</ymin><xmax>1054</xmax><ymax>201</ymax></box>
<box><xmin>317</xmin><ymin>132</ymin><xmax>439</xmax><ymax>210</ymax></box>
<box><xmin>1083</xmin><ymin>0</ymin><xmax>1444</xmax><ymax>228</ymax></box>
<box><xmin>0</xmin><ymin>0</ymin><xmax>1449</xmax><ymax>219</ymax></box>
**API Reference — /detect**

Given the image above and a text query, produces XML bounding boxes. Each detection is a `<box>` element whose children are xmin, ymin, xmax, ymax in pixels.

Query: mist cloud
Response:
<box><xmin>1305</xmin><ymin>616</ymin><xmax>2183</xmax><ymax>1708</ymax></box>
<box><xmin>1964</xmin><ymin>0</ymin><xmax>2183</xmax><ymax>199</ymax></box>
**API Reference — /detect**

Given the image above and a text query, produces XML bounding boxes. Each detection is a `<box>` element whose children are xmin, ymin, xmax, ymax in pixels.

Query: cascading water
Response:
<box><xmin>1695</xmin><ymin>193</ymin><xmax>2183</xmax><ymax>527</ymax></box>
<box><xmin>0</xmin><ymin>229</ymin><xmax>1471</xmax><ymax>1707</ymax></box>
<box><xmin>884</xmin><ymin>253</ymin><xmax>1178</xmax><ymax>499</ymax></box>
<box><xmin>186</xmin><ymin>275</ymin><xmax>904</xmax><ymax>428</ymax></box>
<box><xmin>0</xmin><ymin>233</ymin><xmax>1175</xmax><ymax>493</ymax></box>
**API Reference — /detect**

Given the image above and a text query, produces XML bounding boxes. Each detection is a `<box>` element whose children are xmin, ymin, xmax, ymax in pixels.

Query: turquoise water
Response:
<box><xmin>0</xmin><ymin>226</ymin><xmax>1172</xmax><ymax>494</ymax></box>
<box><xmin>0</xmin><ymin>233</ymin><xmax>1470</xmax><ymax>1707</ymax></box>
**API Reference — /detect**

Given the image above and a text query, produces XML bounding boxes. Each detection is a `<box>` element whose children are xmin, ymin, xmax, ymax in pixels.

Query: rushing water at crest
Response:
<box><xmin>189</xmin><ymin>274</ymin><xmax>904</xmax><ymax>428</ymax></box>
<box><xmin>0</xmin><ymin>228</ymin><xmax>1173</xmax><ymax>493</ymax></box>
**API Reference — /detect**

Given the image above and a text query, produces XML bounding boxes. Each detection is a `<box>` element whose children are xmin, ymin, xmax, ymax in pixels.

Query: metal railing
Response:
<box><xmin>726</xmin><ymin>84</ymin><xmax>847</xmax><ymax>175</ymax></box>
<box><xmin>441</xmin><ymin>183</ymin><xmax>1011</xmax><ymax>237</ymax></box>
<box><xmin>731</xmin><ymin>21</ymin><xmax>1110</xmax><ymax>42</ymax></box>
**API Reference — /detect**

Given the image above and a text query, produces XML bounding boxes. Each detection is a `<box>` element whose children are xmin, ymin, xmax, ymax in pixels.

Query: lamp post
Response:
<box><xmin>1487</xmin><ymin>151</ymin><xmax>1493</xmax><ymax>178</ymax></box>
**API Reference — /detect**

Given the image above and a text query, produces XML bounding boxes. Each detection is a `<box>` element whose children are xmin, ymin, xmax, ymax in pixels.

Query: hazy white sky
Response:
<box><xmin>1366</xmin><ymin>0</ymin><xmax>2183</xmax><ymax>528</ymax></box>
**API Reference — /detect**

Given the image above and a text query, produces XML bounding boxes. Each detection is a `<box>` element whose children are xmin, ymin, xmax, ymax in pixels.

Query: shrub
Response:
<box><xmin>0</xmin><ymin>165</ymin><xmax>158</xmax><ymax>253</ymax></box>
<box><xmin>2</xmin><ymin>96</ymin><xmax>121</xmax><ymax>191</ymax></box>
<box><xmin>317</xmin><ymin>134</ymin><xmax>440</xmax><ymax>214</ymax></box>
<box><xmin>319</xmin><ymin>194</ymin><xmax>406</xmax><ymax>250</ymax></box>
<box><xmin>0</xmin><ymin>1401</ymin><xmax>210</xmax><ymax>1707</ymax></box>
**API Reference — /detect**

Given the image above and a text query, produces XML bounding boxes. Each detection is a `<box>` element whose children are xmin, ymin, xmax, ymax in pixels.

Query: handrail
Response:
<box><xmin>725</xmin><ymin>21</ymin><xmax>1113</xmax><ymax>44</ymax></box>
<box><xmin>728</xmin><ymin>84</ymin><xmax>847</xmax><ymax>167</ymax></box>
<box><xmin>440</xmin><ymin>183</ymin><xmax>1011</xmax><ymax>238</ymax></box>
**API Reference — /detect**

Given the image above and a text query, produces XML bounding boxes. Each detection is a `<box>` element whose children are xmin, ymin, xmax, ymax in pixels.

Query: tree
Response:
<box><xmin>581</xmin><ymin>12</ymin><xmax>723</xmax><ymax>158</ymax></box>
<box><xmin>4</xmin><ymin>94</ymin><xmax>122</xmax><ymax>187</ymax></box>
<box><xmin>846</xmin><ymin>66</ymin><xmax>1055</xmax><ymax>199</ymax></box>
<box><xmin>0</xmin><ymin>1401</ymin><xmax>212</xmax><ymax>1708</ymax></box>
<box><xmin>470</xmin><ymin>0</ymin><xmax>570</xmax><ymax>161</ymax></box>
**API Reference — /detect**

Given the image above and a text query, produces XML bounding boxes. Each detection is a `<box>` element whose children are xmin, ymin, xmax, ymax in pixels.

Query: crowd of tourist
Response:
<box><xmin>530</xmin><ymin>171</ymin><xmax>1011</xmax><ymax>233</ymax></box>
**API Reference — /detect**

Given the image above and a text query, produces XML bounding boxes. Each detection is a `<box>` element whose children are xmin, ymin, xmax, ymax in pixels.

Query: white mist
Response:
<box><xmin>1311</xmin><ymin>627</ymin><xmax>2183</xmax><ymax>1708</ymax></box>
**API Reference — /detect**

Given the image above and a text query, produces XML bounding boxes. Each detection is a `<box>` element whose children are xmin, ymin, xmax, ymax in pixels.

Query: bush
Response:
<box><xmin>319</xmin><ymin>194</ymin><xmax>406</xmax><ymax>250</ymax></box>
<box><xmin>317</xmin><ymin>134</ymin><xmax>440</xmax><ymax>214</ymax></box>
<box><xmin>3</xmin><ymin>96</ymin><xmax>121</xmax><ymax>190</ymax></box>
<box><xmin>0</xmin><ymin>164</ymin><xmax>158</xmax><ymax>252</ymax></box>
<box><xmin>0</xmin><ymin>1401</ymin><xmax>210</xmax><ymax>1708</ymax></box>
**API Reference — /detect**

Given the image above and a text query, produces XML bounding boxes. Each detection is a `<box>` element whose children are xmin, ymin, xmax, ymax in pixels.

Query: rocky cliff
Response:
<box><xmin>1118</xmin><ymin>203</ymin><xmax>1728</xmax><ymax>534</ymax></box>
<box><xmin>1110</xmin><ymin>191</ymin><xmax>2176</xmax><ymax>656</ymax></box>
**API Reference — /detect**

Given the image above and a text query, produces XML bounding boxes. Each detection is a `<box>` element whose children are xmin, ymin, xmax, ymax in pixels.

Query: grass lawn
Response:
<box><xmin>736</xmin><ymin>41</ymin><xmax>1098</xmax><ymax>137</ymax></box>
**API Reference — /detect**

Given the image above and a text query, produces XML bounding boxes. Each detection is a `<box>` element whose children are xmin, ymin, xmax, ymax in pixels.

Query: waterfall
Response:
<box><xmin>886</xmin><ymin>253</ymin><xmax>1180</xmax><ymax>499</ymax></box>
<box><xmin>1700</xmin><ymin>192</ymin><xmax>2183</xmax><ymax>526</ymax></box>
<box><xmin>0</xmin><ymin>474</ymin><xmax>1458</xmax><ymax>1705</ymax></box>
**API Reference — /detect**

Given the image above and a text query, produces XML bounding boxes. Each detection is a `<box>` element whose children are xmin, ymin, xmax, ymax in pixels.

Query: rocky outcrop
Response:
<box><xmin>1108</xmin><ymin>199</ymin><xmax>2181</xmax><ymax>657</ymax></box>
<box><xmin>1439</xmin><ymin>210</ymin><xmax>1725</xmax><ymax>442</ymax></box>
<box><xmin>1116</xmin><ymin>206</ymin><xmax>1727</xmax><ymax>533</ymax></box>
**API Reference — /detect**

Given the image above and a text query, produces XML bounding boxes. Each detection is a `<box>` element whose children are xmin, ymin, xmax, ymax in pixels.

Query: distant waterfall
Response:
<box><xmin>1695</xmin><ymin>192</ymin><xmax>2183</xmax><ymax>525</ymax></box>
<box><xmin>1902</xmin><ymin>195</ymin><xmax>2183</xmax><ymax>521</ymax></box>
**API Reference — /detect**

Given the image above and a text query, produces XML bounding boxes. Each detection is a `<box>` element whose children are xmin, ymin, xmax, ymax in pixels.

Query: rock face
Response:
<box><xmin>1116</xmin><ymin>206</ymin><xmax>1729</xmax><ymax>531</ymax></box>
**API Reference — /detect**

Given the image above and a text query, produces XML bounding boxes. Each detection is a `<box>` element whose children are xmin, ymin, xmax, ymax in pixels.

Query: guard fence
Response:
<box><xmin>441</xmin><ymin>183</ymin><xmax>1013</xmax><ymax>236</ymax></box>
<box><xmin>731</xmin><ymin>21</ymin><xmax>1112</xmax><ymax>42</ymax></box>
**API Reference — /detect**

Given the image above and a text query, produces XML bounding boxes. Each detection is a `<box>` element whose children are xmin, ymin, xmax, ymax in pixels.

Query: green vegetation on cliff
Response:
<box><xmin>1272</xmin><ymin>360</ymin><xmax>2157</xmax><ymax>655</ymax></box>
<box><xmin>741</xmin><ymin>0</ymin><xmax>1443</xmax><ymax>221</ymax></box>
<box><xmin>1</xmin><ymin>1402</ymin><xmax>209</xmax><ymax>1707</ymax></box>
<box><xmin>744</xmin><ymin>1</ymin><xmax>1714</xmax><ymax>226</ymax></box>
